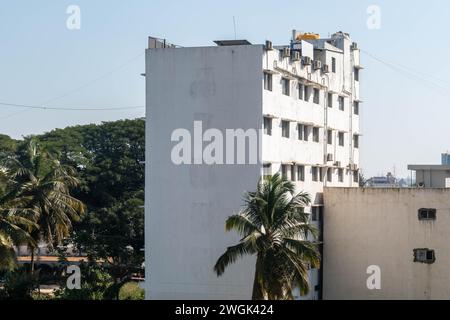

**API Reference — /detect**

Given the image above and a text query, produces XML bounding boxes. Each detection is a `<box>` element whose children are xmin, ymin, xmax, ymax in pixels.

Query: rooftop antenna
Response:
<box><xmin>233</xmin><ymin>16</ymin><xmax>237</xmax><ymax>40</ymax></box>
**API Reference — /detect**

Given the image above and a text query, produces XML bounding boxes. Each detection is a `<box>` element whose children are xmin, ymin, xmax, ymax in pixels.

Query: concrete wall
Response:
<box><xmin>323</xmin><ymin>187</ymin><xmax>450</xmax><ymax>300</ymax></box>
<box><xmin>145</xmin><ymin>45</ymin><xmax>263</xmax><ymax>299</ymax></box>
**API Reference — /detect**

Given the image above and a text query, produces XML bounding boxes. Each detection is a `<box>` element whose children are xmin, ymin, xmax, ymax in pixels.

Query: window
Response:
<box><xmin>264</xmin><ymin>72</ymin><xmax>272</xmax><ymax>91</ymax></box>
<box><xmin>298</xmin><ymin>83</ymin><xmax>304</xmax><ymax>100</ymax></box>
<box><xmin>313</xmin><ymin>88</ymin><xmax>320</xmax><ymax>104</ymax></box>
<box><xmin>297</xmin><ymin>124</ymin><xmax>304</xmax><ymax>140</ymax></box>
<box><xmin>354</xmin><ymin>67</ymin><xmax>360</xmax><ymax>81</ymax></box>
<box><xmin>338</xmin><ymin>132</ymin><xmax>345</xmax><ymax>147</ymax></box>
<box><xmin>354</xmin><ymin>101</ymin><xmax>359</xmax><ymax>115</ymax></box>
<box><xmin>312</xmin><ymin>167</ymin><xmax>319</xmax><ymax>182</ymax></box>
<box><xmin>327</xmin><ymin>168</ymin><xmax>332</xmax><ymax>182</ymax></box>
<box><xmin>297</xmin><ymin>165</ymin><xmax>305</xmax><ymax>181</ymax></box>
<box><xmin>418</xmin><ymin>208</ymin><xmax>437</xmax><ymax>221</ymax></box>
<box><xmin>282</xmin><ymin>78</ymin><xmax>290</xmax><ymax>96</ymax></box>
<box><xmin>332</xmin><ymin>57</ymin><xmax>336</xmax><ymax>73</ymax></box>
<box><xmin>353</xmin><ymin>170</ymin><xmax>359</xmax><ymax>183</ymax></box>
<box><xmin>311</xmin><ymin>206</ymin><xmax>323</xmax><ymax>222</ymax></box>
<box><xmin>290</xmin><ymin>165</ymin><xmax>296</xmax><ymax>181</ymax></box>
<box><xmin>303</xmin><ymin>125</ymin><xmax>310</xmax><ymax>141</ymax></box>
<box><xmin>328</xmin><ymin>93</ymin><xmax>333</xmax><ymax>108</ymax></box>
<box><xmin>414</xmin><ymin>249</ymin><xmax>435</xmax><ymax>264</ymax></box>
<box><xmin>338</xmin><ymin>96</ymin><xmax>345</xmax><ymax>111</ymax></box>
<box><xmin>313</xmin><ymin>127</ymin><xmax>320</xmax><ymax>143</ymax></box>
<box><xmin>263</xmin><ymin>117</ymin><xmax>272</xmax><ymax>136</ymax></box>
<box><xmin>353</xmin><ymin>134</ymin><xmax>359</xmax><ymax>149</ymax></box>
<box><xmin>338</xmin><ymin>168</ymin><xmax>344</xmax><ymax>182</ymax></box>
<box><xmin>304</xmin><ymin>85</ymin><xmax>310</xmax><ymax>102</ymax></box>
<box><xmin>281</xmin><ymin>121</ymin><xmax>290</xmax><ymax>138</ymax></box>
<box><xmin>327</xmin><ymin>130</ymin><xmax>333</xmax><ymax>145</ymax></box>
<box><xmin>281</xmin><ymin>164</ymin><xmax>289</xmax><ymax>179</ymax></box>
<box><xmin>319</xmin><ymin>167</ymin><xmax>324</xmax><ymax>182</ymax></box>
<box><xmin>311</xmin><ymin>207</ymin><xmax>318</xmax><ymax>221</ymax></box>
<box><xmin>263</xmin><ymin>163</ymin><xmax>272</xmax><ymax>178</ymax></box>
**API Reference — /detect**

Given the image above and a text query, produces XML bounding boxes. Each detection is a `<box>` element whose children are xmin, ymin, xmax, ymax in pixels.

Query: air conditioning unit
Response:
<box><xmin>349</xmin><ymin>164</ymin><xmax>358</xmax><ymax>171</ymax></box>
<box><xmin>265</xmin><ymin>40</ymin><xmax>273</xmax><ymax>51</ymax></box>
<box><xmin>303</xmin><ymin>56</ymin><xmax>312</xmax><ymax>65</ymax></box>
<box><xmin>350</xmin><ymin>42</ymin><xmax>358</xmax><ymax>50</ymax></box>
<box><xmin>322</xmin><ymin>64</ymin><xmax>330</xmax><ymax>73</ymax></box>
<box><xmin>313</xmin><ymin>60</ymin><xmax>322</xmax><ymax>70</ymax></box>
<box><xmin>326</xmin><ymin>154</ymin><xmax>334</xmax><ymax>162</ymax></box>
<box><xmin>282</xmin><ymin>47</ymin><xmax>291</xmax><ymax>58</ymax></box>
<box><xmin>292</xmin><ymin>51</ymin><xmax>301</xmax><ymax>61</ymax></box>
<box><xmin>334</xmin><ymin>161</ymin><xmax>341</xmax><ymax>167</ymax></box>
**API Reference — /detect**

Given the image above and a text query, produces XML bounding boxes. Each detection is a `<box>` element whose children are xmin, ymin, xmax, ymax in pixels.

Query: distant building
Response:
<box><xmin>408</xmin><ymin>165</ymin><xmax>450</xmax><ymax>188</ymax></box>
<box><xmin>366</xmin><ymin>172</ymin><xmax>398</xmax><ymax>188</ymax></box>
<box><xmin>442</xmin><ymin>153</ymin><xmax>450</xmax><ymax>165</ymax></box>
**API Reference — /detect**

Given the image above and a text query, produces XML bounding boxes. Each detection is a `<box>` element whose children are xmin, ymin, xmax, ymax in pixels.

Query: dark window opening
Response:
<box><xmin>264</xmin><ymin>72</ymin><xmax>272</xmax><ymax>91</ymax></box>
<box><xmin>263</xmin><ymin>117</ymin><xmax>272</xmax><ymax>136</ymax></box>
<box><xmin>313</xmin><ymin>88</ymin><xmax>320</xmax><ymax>104</ymax></box>
<box><xmin>281</xmin><ymin>120</ymin><xmax>290</xmax><ymax>138</ymax></box>
<box><xmin>328</xmin><ymin>93</ymin><xmax>333</xmax><ymax>108</ymax></box>
<box><xmin>414</xmin><ymin>249</ymin><xmax>435</xmax><ymax>264</ymax></box>
<box><xmin>282</xmin><ymin>78</ymin><xmax>290</xmax><ymax>96</ymax></box>
<box><xmin>418</xmin><ymin>208</ymin><xmax>437</xmax><ymax>221</ymax></box>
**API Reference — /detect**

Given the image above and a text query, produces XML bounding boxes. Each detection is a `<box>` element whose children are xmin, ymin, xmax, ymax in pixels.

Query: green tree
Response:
<box><xmin>36</xmin><ymin>119</ymin><xmax>145</xmax><ymax>296</ymax></box>
<box><xmin>3</xmin><ymin>140</ymin><xmax>85</xmax><ymax>272</ymax></box>
<box><xmin>214</xmin><ymin>174</ymin><xmax>321</xmax><ymax>300</ymax></box>
<box><xmin>0</xmin><ymin>166</ymin><xmax>36</xmax><ymax>271</ymax></box>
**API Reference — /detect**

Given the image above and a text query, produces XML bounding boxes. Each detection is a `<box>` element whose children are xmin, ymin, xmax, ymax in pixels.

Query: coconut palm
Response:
<box><xmin>3</xmin><ymin>140</ymin><xmax>85</xmax><ymax>272</ymax></box>
<box><xmin>0</xmin><ymin>166</ymin><xmax>37</xmax><ymax>270</ymax></box>
<box><xmin>214</xmin><ymin>173</ymin><xmax>321</xmax><ymax>300</ymax></box>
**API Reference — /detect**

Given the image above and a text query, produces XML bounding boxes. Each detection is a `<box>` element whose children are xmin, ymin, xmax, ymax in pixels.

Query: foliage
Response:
<box><xmin>5</xmin><ymin>140</ymin><xmax>86</xmax><ymax>250</ymax></box>
<box><xmin>36</xmin><ymin>119</ymin><xmax>145</xmax><ymax>283</ymax></box>
<box><xmin>0</xmin><ymin>269</ymin><xmax>38</xmax><ymax>300</ymax></box>
<box><xmin>54</xmin><ymin>263</ymin><xmax>114</xmax><ymax>300</ymax></box>
<box><xmin>0</xmin><ymin>118</ymin><xmax>145</xmax><ymax>299</ymax></box>
<box><xmin>119</xmin><ymin>281</ymin><xmax>145</xmax><ymax>300</ymax></box>
<box><xmin>214</xmin><ymin>173</ymin><xmax>321</xmax><ymax>300</ymax></box>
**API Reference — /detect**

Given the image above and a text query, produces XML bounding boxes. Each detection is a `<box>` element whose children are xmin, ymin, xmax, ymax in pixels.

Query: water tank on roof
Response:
<box><xmin>295</xmin><ymin>32</ymin><xmax>320</xmax><ymax>41</ymax></box>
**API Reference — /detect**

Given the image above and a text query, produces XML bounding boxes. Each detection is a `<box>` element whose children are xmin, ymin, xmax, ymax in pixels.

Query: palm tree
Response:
<box><xmin>0</xmin><ymin>166</ymin><xmax>37</xmax><ymax>271</ymax></box>
<box><xmin>214</xmin><ymin>173</ymin><xmax>321</xmax><ymax>300</ymax></box>
<box><xmin>3</xmin><ymin>140</ymin><xmax>85</xmax><ymax>272</ymax></box>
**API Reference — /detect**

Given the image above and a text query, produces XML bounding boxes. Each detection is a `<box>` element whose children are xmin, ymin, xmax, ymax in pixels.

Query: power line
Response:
<box><xmin>0</xmin><ymin>50</ymin><xmax>146</xmax><ymax>119</ymax></box>
<box><xmin>0</xmin><ymin>102</ymin><xmax>144</xmax><ymax>111</ymax></box>
<box><xmin>41</xmin><ymin>51</ymin><xmax>145</xmax><ymax>105</ymax></box>
<box><xmin>361</xmin><ymin>49</ymin><xmax>450</xmax><ymax>95</ymax></box>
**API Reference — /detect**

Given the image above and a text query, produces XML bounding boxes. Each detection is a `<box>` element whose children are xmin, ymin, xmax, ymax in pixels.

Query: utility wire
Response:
<box><xmin>361</xmin><ymin>49</ymin><xmax>450</xmax><ymax>95</ymax></box>
<box><xmin>0</xmin><ymin>102</ymin><xmax>144</xmax><ymax>111</ymax></box>
<box><xmin>0</xmin><ymin>50</ymin><xmax>145</xmax><ymax>119</ymax></box>
<box><xmin>41</xmin><ymin>51</ymin><xmax>145</xmax><ymax>105</ymax></box>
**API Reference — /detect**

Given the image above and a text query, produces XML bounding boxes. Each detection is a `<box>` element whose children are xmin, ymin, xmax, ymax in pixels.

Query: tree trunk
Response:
<box><xmin>251</xmin><ymin>256</ymin><xmax>266</xmax><ymax>300</ymax></box>
<box><xmin>30</xmin><ymin>249</ymin><xmax>35</xmax><ymax>274</ymax></box>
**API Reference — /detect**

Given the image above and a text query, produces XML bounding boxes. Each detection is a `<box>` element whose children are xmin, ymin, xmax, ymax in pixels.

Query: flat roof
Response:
<box><xmin>408</xmin><ymin>165</ymin><xmax>450</xmax><ymax>171</ymax></box>
<box><xmin>214</xmin><ymin>39</ymin><xmax>252</xmax><ymax>46</ymax></box>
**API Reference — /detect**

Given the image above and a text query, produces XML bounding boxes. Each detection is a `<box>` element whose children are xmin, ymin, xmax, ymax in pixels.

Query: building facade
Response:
<box><xmin>145</xmin><ymin>31</ymin><xmax>361</xmax><ymax>299</ymax></box>
<box><xmin>323</xmin><ymin>187</ymin><xmax>450</xmax><ymax>300</ymax></box>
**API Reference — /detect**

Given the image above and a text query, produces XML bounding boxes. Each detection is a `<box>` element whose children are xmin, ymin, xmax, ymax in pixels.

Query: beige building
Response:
<box><xmin>323</xmin><ymin>187</ymin><xmax>450</xmax><ymax>300</ymax></box>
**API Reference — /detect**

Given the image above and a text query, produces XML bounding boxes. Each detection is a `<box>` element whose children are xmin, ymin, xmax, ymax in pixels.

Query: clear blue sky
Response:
<box><xmin>0</xmin><ymin>0</ymin><xmax>449</xmax><ymax>177</ymax></box>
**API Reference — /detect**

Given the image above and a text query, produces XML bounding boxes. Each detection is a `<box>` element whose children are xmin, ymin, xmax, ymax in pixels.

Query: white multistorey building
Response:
<box><xmin>145</xmin><ymin>31</ymin><xmax>361</xmax><ymax>300</ymax></box>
